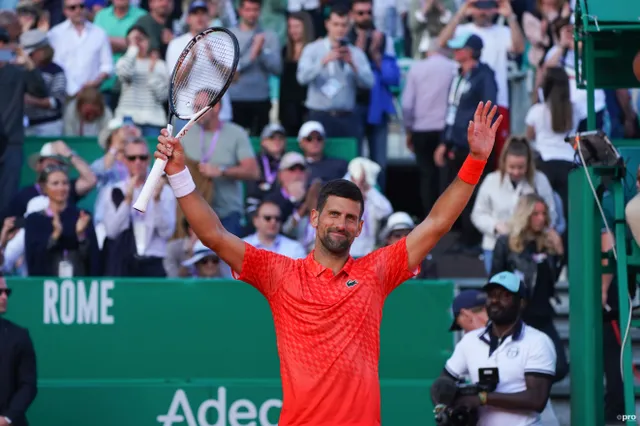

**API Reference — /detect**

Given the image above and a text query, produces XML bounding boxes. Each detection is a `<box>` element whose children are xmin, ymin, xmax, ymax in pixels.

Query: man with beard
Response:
<box><xmin>442</xmin><ymin>271</ymin><xmax>556</xmax><ymax>426</ymax></box>
<box><xmin>153</xmin><ymin>101</ymin><xmax>502</xmax><ymax>425</ymax></box>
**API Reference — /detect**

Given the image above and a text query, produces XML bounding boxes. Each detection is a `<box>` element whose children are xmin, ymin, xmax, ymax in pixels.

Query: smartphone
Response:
<box><xmin>474</xmin><ymin>0</ymin><xmax>498</xmax><ymax>9</ymax></box>
<box><xmin>0</xmin><ymin>48</ymin><xmax>16</xmax><ymax>62</ymax></box>
<box><xmin>339</xmin><ymin>38</ymin><xmax>349</xmax><ymax>47</ymax></box>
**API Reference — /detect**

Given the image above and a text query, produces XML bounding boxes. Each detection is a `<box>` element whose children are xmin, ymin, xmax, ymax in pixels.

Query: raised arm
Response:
<box><xmin>405</xmin><ymin>102</ymin><xmax>503</xmax><ymax>269</ymax></box>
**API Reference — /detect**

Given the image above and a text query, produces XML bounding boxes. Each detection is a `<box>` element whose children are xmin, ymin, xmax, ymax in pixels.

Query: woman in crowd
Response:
<box><xmin>471</xmin><ymin>136</ymin><xmax>557</xmax><ymax>274</ymax></box>
<box><xmin>278</xmin><ymin>11</ymin><xmax>314</xmax><ymax>137</ymax></box>
<box><xmin>63</xmin><ymin>86</ymin><xmax>113</xmax><ymax>137</ymax></box>
<box><xmin>24</xmin><ymin>165</ymin><xmax>101</xmax><ymax>277</ymax></box>
<box><xmin>491</xmin><ymin>193</ymin><xmax>569</xmax><ymax>383</ymax></box>
<box><xmin>522</xmin><ymin>0</ymin><xmax>571</xmax><ymax>70</ymax></box>
<box><xmin>114</xmin><ymin>25</ymin><xmax>169</xmax><ymax>137</ymax></box>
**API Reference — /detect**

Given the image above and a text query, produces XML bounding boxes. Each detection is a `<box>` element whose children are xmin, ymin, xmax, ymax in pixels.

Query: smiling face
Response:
<box><xmin>311</xmin><ymin>195</ymin><xmax>363</xmax><ymax>255</ymax></box>
<box><xmin>44</xmin><ymin>170</ymin><xmax>70</xmax><ymax>204</ymax></box>
<box><xmin>485</xmin><ymin>285</ymin><xmax>520</xmax><ymax>325</ymax></box>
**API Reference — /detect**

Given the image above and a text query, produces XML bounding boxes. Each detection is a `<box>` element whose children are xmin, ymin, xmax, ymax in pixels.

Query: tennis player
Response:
<box><xmin>155</xmin><ymin>101</ymin><xmax>502</xmax><ymax>425</ymax></box>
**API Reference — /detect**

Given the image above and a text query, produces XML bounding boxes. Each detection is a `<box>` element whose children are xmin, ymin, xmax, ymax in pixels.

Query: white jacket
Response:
<box><xmin>471</xmin><ymin>170</ymin><xmax>557</xmax><ymax>251</ymax></box>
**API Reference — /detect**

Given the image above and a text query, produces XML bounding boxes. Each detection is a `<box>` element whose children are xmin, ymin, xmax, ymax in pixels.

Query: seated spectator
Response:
<box><xmin>471</xmin><ymin>136</ymin><xmax>557</xmax><ymax>274</ymax></box>
<box><xmin>5</xmin><ymin>141</ymin><xmax>96</xmax><ymax>219</ymax></box>
<box><xmin>281</xmin><ymin>178</ymin><xmax>323</xmax><ymax>254</ymax></box>
<box><xmin>181</xmin><ymin>240</ymin><xmax>222</xmax><ymax>278</ymax></box>
<box><xmin>298</xmin><ymin>120</ymin><xmax>348</xmax><ymax>183</ymax></box>
<box><xmin>114</xmin><ymin>25</ymin><xmax>168</xmax><ymax>136</ymax></box>
<box><xmin>21</xmin><ymin>29</ymin><xmax>67</xmax><ymax>137</ymax></box>
<box><xmin>264</xmin><ymin>152</ymin><xmax>309</xmax><ymax>223</ymax></box>
<box><xmin>63</xmin><ymin>86</ymin><xmax>114</xmax><ymax>136</ymax></box>
<box><xmin>102</xmin><ymin>137</ymin><xmax>176</xmax><ymax>276</ymax></box>
<box><xmin>244</xmin><ymin>200</ymin><xmax>306</xmax><ymax>258</ymax></box>
<box><xmin>344</xmin><ymin>157</ymin><xmax>392</xmax><ymax>257</ymax></box>
<box><xmin>25</xmin><ymin>165</ymin><xmax>101</xmax><ymax>277</ymax></box>
<box><xmin>164</xmin><ymin>218</ymin><xmax>198</xmax><ymax>278</ymax></box>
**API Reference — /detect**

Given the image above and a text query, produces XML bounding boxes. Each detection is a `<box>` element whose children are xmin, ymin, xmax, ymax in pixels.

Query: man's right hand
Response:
<box><xmin>156</xmin><ymin>129</ymin><xmax>186</xmax><ymax>176</ymax></box>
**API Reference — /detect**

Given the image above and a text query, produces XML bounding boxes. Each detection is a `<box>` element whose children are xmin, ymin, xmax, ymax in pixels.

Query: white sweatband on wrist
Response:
<box><xmin>167</xmin><ymin>167</ymin><xmax>196</xmax><ymax>198</ymax></box>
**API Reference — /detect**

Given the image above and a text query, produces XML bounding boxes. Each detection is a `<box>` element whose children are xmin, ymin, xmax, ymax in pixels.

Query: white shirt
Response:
<box><xmin>525</xmin><ymin>102</ymin><xmax>577</xmax><ymax>162</ymax></box>
<box><xmin>446</xmin><ymin>323</ymin><xmax>556</xmax><ymax>426</ymax></box>
<box><xmin>455</xmin><ymin>23</ymin><xmax>511</xmax><ymax>108</ymax></box>
<box><xmin>243</xmin><ymin>233</ymin><xmax>307</xmax><ymax>259</ymax></box>
<box><xmin>165</xmin><ymin>32</ymin><xmax>233</xmax><ymax>122</ymax></box>
<box><xmin>49</xmin><ymin>20</ymin><xmax>113</xmax><ymax>97</ymax></box>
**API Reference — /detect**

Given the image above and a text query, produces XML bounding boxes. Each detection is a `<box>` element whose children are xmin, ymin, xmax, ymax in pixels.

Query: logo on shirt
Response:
<box><xmin>346</xmin><ymin>279</ymin><xmax>358</xmax><ymax>288</ymax></box>
<box><xmin>507</xmin><ymin>347</ymin><xmax>519</xmax><ymax>358</ymax></box>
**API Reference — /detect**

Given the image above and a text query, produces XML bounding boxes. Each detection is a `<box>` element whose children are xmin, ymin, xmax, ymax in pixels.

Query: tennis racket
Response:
<box><xmin>133</xmin><ymin>27</ymin><xmax>240</xmax><ymax>212</ymax></box>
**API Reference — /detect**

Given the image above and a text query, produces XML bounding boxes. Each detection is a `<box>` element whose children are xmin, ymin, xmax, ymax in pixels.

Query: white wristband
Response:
<box><xmin>167</xmin><ymin>167</ymin><xmax>196</xmax><ymax>198</ymax></box>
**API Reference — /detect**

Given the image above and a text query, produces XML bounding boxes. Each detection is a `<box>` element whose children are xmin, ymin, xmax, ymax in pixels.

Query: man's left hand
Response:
<box><xmin>467</xmin><ymin>101</ymin><xmax>503</xmax><ymax>161</ymax></box>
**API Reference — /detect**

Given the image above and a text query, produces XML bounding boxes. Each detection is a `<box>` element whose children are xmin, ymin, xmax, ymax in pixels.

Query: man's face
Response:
<box><xmin>0</xmin><ymin>278</ymin><xmax>10</xmax><ymax>314</ymax></box>
<box><xmin>188</xmin><ymin>9</ymin><xmax>209</xmax><ymax>33</ymax></box>
<box><xmin>278</xmin><ymin>162</ymin><xmax>307</xmax><ymax>187</ymax></box>
<box><xmin>470</xmin><ymin>4</ymin><xmax>496</xmax><ymax>27</ymax></box>
<box><xmin>112</xmin><ymin>0</ymin><xmax>129</xmax><ymax>9</ymax></box>
<box><xmin>299</xmin><ymin>131</ymin><xmax>324</xmax><ymax>158</ymax></box>
<box><xmin>453</xmin><ymin>47</ymin><xmax>472</xmax><ymax>63</ymax></box>
<box><xmin>325</xmin><ymin>13</ymin><xmax>349</xmax><ymax>41</ymax></box>
<box><xmin>253</xmin><ymin>202</ymin><xmax>282</xmax><ymax>239</ymax></box>
<box><xmin>311</xmin><ymin>196</ymin><xmax>363</xmax><ymax>255</ymax></box>
<box><xmin>150</xmin><ymin>0</ymin><xmax>172</xmax><ymax>17</ymax></box>
<box><xmin>485</xmin><ymin>285</ymin><xmax>520</xmax><ymax>325</ymax></box>
<box><xmin>351</xmin><ymin>1</ymin><xmax>373</xmax><ymax>29</ymax></box>
<box><xmin>456</xmin><ymin>307</ymin><xmax>488</xmax><ymax>332</ymax></box>
<box><xmin>63</xmin><ymin>0</ymin><xmax>86</xmax><ymax>24</ymax></box>
<box><xmin>239</xmin><ymin>0</ymin><xmax>260</xmax><ymax>27</ymax></box>
<box><xmin>124</xmin><ymin>142</ymin><xmax>150</xmax><ymax>178</ymax></box>
<box><xmin>261</xmin><ymin>132</ymin><xmax>286</xmax><ymax>158</ymax></box>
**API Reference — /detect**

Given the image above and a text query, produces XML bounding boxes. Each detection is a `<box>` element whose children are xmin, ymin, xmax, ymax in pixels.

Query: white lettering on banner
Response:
<box><xmin>157</xmin><ymin>388</ymin><xmax>282</xmax><ymax>426</ymax></box>
<box><xmin>43</xmin><ymin>280</ymin><xmax>115</xmax><ymax>325</ymax></box>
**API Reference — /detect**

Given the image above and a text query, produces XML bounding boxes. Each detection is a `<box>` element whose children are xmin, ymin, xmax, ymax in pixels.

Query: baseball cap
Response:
<box><xmin>447</xmin><ymin>32</ymin><xmax>484</xmax><ymax>52</ymax></box>
<box><xmin>188</xmin><ymin>0</ymin><xmax>207</xmax><ymax>13</ymax></box>
<box><xmin>379</xmin><ymin>212</ymin><xmax>415</xmax><ymax>241</ymax></box>
<box><xmin>298</xmin><ymin>121</ymin><xmax>325</xmax><ymax>141</ymax></box>
<box><xmin>483</xmin><ymin>271</ymin><xmax>525</xmax><ymax>296</ymax></box>
<box><xmin>181</xmin><ymin>240</ymin><xmax>219</xmax><ymax>266</ymax></box>
<box><xmin>449</xmin><ymin>290</ymin><xmax>487</xmax><ymax>331</ymax></box>
<box><xmin>260</xmin><ymin>123</ymin><xmax>285</xmax><ymax>140</ymax></box>
<box><xmin>20</xmin><ymin>29</ymin><xmax>48</xmax><ymax>55</ymax></box>
<box><xmin>278</xmin><ymin>152</ymin><xmax>306</xmax><ymax>171</ymax></box>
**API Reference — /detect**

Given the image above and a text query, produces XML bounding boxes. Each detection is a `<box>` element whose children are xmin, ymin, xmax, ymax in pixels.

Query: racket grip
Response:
<box><xmin>132</xmin><ymin>123</ymin><xmax>173</xmax><ymax>212</ymax></box>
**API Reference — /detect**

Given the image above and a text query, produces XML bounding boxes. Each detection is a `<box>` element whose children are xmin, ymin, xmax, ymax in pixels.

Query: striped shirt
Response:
<box><xmin>25</xmin><ymin>62</ymin><xmax>67</xmax><ymax>126</ymax></box>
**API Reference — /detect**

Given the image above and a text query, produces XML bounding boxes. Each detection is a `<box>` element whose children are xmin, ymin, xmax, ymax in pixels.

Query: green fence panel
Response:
<box><xmin>4</xmin><ymin>278</ymin><xmax>452</xmax><ymax>426</ymax></box>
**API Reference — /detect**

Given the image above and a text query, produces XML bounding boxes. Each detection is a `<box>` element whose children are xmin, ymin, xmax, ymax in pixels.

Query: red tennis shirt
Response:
<box><xmin>232</xmin><ymin>237</ymin><xmax>418</xmax><ymax>426</ymax></box>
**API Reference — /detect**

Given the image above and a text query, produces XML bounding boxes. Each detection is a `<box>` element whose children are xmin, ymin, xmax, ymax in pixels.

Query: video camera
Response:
<box><xmin>431</xmin><ymin>368</ymin><xmax>499</xmax><ymax>426</ymax></box>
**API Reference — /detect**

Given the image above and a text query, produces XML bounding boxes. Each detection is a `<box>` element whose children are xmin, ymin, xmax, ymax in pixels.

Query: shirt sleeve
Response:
<box><xmin>445</xmin><ymin>337</ymin><xmax>469</xmax><ymax>379</ymax></box>
<box><xmin>524</xmin><ymin>333</ymin><xmax>556</xmax><ymax>376</ymax></box>
<box><xmin>366</xmin><ymin>237</ymin><xmax>419</xmax><ymax>296</ymax></box>
<box><xmin>524</xmin><ymin>103</ymin><xmax>539</xmax><ymax>127</ymax></box>
<box><xmin>231</xmin><ymin>242</ymin><xmax>294</xmax><ymax>299</ymax></box>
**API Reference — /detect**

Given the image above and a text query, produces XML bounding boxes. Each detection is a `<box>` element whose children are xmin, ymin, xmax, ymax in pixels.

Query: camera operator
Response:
<box><xmin>436</xmin><ymin>271</ymin><xmax>556</xmax><ymax>425</ymax></box>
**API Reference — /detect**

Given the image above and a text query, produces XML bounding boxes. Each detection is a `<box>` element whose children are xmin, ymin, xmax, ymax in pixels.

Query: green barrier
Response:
<box><xmin>5</xmin><ymin>278</ymin><xmax>453</xmax><ymax>425</ymax></box>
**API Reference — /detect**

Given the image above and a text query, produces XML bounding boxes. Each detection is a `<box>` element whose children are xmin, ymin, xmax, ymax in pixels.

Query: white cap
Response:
<box><xmin>297</xmin><ymin>121</ymin><xmax>325</xmax><ymax>141</ymax></box>
<box><xmin>181</xmin><ymin>240</ymin><xmax>219</xmax><ymax>266</ymax></box>
<box><xmin>278</xmin><ymin>152</ymin><xmax>306</xmax><ymax>171</ymax></box>
<box><xmin>28</xmin><ymin>142</ymin><xmax>68</xmax><ymax>170</ymax></box>
<box><xmin>379</xmin><ymin>212</ymin><xmax>415</xmax><ymax>241</ymax></box>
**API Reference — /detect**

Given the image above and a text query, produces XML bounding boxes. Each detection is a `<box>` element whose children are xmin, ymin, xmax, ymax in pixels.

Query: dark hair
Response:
<box><xmin>327</xmin><ymin>4</ymin><xmax>349</xmax><ymax>19</ymax></box>
<box><xmin>127</xmin><ymin>24</ymin><xmax>149</xmax><ymax>38</ymax></box>
<box><xmin>256</xmin><ymin>199</ymin><xmax>280</xmax><ymax>215</ymax></box>
<box><xmin>316</xmin><ymin>179</ymin><xmax>365</xmax><ymax>218</ymax></box>
<box><xmin>286</xmin><ymin>11</ymin><xmax>315</xmax><ymax>61</ymax></box>
<box><xmin>351</xmin><ymin>0</ymin><xmax>372</xmax><ymax>6</ymax></box>
<box><xmin>240</xmin><ymin>0</ymin><xmax>261</xmax><ymax>6</ymax></box>
<box><xmin>498</xmin><ymin>136</ymin><xmax>536</xmax><ymax>186</ymax></box>
<box><xmin>542</xmin><ymin>67</ymin><xmax>573</xmax><ymax>133</ymax></box>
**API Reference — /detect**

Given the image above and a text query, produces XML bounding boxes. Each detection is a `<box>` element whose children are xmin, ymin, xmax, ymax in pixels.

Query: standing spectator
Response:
<box><xmin>434</xmin><ymin>32</ymin><xmax>497</xmax><ymax>255</ymax></box>
<box><xmin>0</xmin><ymin>22</ymin><xmax>47</xmax><ymax>218</ymax></box>
<box><xmin>21</xmin><ymin>29</ymin><xmax>67</xmax><ymax>137</ymax></box>
<box><xmin>402</xmin><ymin>42</ymin><xmax>456</xmax><ymax>217</ymax></box>
<box><xmin>180</xmin><ymin>91</ymin><xmax>260</xmax><ymax>236</ymax></box>
<box><xmin>102</xmin><ymin>138</ymin><xmax>176</xmax><ymax>276</ymax></box>
<box><xmin>134</xmin><ymin>0</ymin><xmax>174</xmax><ymax>58</ymax></box>
<box><xmin>278</xmin><ymin>11</ymin><xmax>314</xmax><ymax>137</ymax></box>
<box><xmin>297</xmin><ymin>5</ymin><xmax>374</xmax><ymax>138</ymax></box>
<box><xmin>229</xmin><ymin>0</ymin><xmax>282</xmax><ymax>137</ymax></box>
<box><xmin>114</xmin><ymin>25</ymin><xmax>168</xmax><ymax>135</ymax></box>
<box><xmin>244</xmin><ymin>200</ymin><xmax>307</xmax><ymax>258</ymax></box>
<box><xmin>48</xmin><ymin>0</ymin><xmax>113</xmax><ymax>97</ymax></box>
<box><xmin>63</xmin><ymin>86</ymin><xmax>113</xmax><ymax>136</ymax></box>
<box><xmin>298</xmin><ymin>120</ymin><xmax>348</xmax><ymax>183</ymax></box>
<box><xmin>265</xmin><ymin>151</ymin><xmax>310</xmax><ymax>223</ymax></box>
<box><xmin>0</xmin><ymin>276</ymin><xmax>38</xmax><ymax>426</ymax></box>
<box><xmin>0</xmin><ymin>10</ymin><xmax>23</xmax><ymax>42</ymax></box>
<box><xmin>408</xmin><ymin>0</ymin><xmax>452</xmax><ymax>59</ymax></box>
<box><xmin>287</xmin><ymin>0</ymin><xmax>325</xmax><ymax>39</ymax></box>
<box><xmin>93</xmin><ymin>0</ymin><xmax>148</xmax><ymax>109</ymax></box>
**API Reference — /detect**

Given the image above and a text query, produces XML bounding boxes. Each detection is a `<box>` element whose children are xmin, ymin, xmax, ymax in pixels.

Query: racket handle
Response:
<box><xmin>132</xmin><ymin>123</ymin><xmax>173</xmax><ymax>212</ymax></box>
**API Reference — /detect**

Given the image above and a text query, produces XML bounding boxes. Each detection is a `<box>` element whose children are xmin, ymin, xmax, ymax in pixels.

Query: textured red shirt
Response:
<box><xmin>233</xmin><ymin>238</ymin><xmax>418</xmax><ymax>426</ymax></box>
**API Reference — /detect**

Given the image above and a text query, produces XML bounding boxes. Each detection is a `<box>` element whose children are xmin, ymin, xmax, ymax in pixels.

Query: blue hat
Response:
<box><xmin>447</xmin><ymin>32</ymin><xmax>484</xmax><ymax>53</ymax></box>
<box><xmin>188</xmin><ymin>0</ymin><xmax>207</xmax><ymax>13</ymax></box>
<box><xmin>483</xmin><ymin>271</ymin><xmax>525</xmax><ymax>296</ymax></box>
<box><xmin>449</xmin><ymin>290</ymin><xmax>487</xmax><ymax>331</ymax></box>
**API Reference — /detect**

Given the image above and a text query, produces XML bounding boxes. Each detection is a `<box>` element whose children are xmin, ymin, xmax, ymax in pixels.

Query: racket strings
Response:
<box><xmin>171</xmin><ymin>31</ymin><xmax>237</xmax><ymax>118</ymax></box>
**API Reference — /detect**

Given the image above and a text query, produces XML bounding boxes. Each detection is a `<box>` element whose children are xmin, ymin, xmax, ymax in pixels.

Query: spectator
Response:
<box><xmin>407</xmin><ymin>0</ymin><xmax>452</xmax><ymax>59</ymax></box>
<box><xmin>180</xmin><ymin>91</ymin><xmax>260</xmax><ymax>237</ymax></box>
<box><xmin>298</xmin><ymin>120</ymin><xmax>347</xmax><ymax>183</ymax></box>
<box><xmin>133</xmin><ymin>0</ymin><xmax>174</xmax><ymax>58</ymax></box>
<box><xmin>265</xmin><ymin>151</ymin><xmax>309</xmax><ymax>223</ymax></box>
<box><xmin>434</xmin><ymin>32</ymin><xmax>496</xmax><ymax>255</ymax></box>
<box><xmin>0</xmin><ymin>22</ymin><xmax>47</xmax><ymax>216</ymax></box>
<box><xmin>24</xmin><ymin>165</ymin><xmax>101</xmax><ymax>277</ymax></box>
<box><xmin>63</xmin><ymin>86</ymin><xmax>113</xmax><ymax>136</ymax></box>
<box><xmin>229</xmin><ymin>0</ymin><xmax>282</xmax><ymax>137</ymax></box>
<box><xmin>0</xmin><ymin>10</ymin><xmax>23</xmax><ymax>42</ymax></box>
<box><xmin>287</xmin><ymin>0</ymin><xmax>325</xmax><ymax>39</ymax></box>
<box><xmin>297</xmin><ymin>5</ymin><xmax>374</xmax><ymax>138</ymax></box>
<box><xmin>49</xmin><ymin>0</ymin><xmax>113</xmax><ymax>97</ymax></box>
<box><xmin>522</xmin><ymin>0</ymin><xmax>571</xmax><ymax>70</ymax></box>
<box><xmin>114</xmin><ymin>25</ymin><xmax>168</xmax><ymax>135</ymax></box>
<box><xmin>207</xmin><ymin>0</ymin><xmax>237</xmax><ymax>28</ymax></box>
<box><xmin>21</xmin><ymin>29</ymin><xmax>67</xmax><ymax>137</ymax></box>
<box><xmin>279</xmin><ymin>11</ymin><xmax>314</xmax><ymax>137</ymax></box>
<box><xmin>181</xmin><ymin>240</ymin><xmax>222</xmax><ymax>278</ymax></box>
<box><xmin>243</xmin><ymin>200</ymin><xmax>306</xmax><ymax>258</ymax></box>
<box><xmin>164</xmin><ymin>217</ymin><xmax>198</xmax><ymax>277</ymax></box>
<box><xmin>16</xmin><ymin>0</ymin><xmax>49</xmax><ymax>33</ymax></box>
<box><xmin>93</xmin><ymin>0</ymin><xmax>148</xmax><ymax>109</ymax></box>
<box><xmin>102</xmin><ymin>137</ymin><xmax>176</xmax><ymax>276</ymax></box>
<box><xmin>281</xmin><ymin>177</ymin><xmax>322</xmax><ymax>253</ymax></box>
<box><xmin>471</xmin><ymin>136</ymin><xmax>556</xmax><ymax>273</ymax></box>
<box><xmin>402</xmin><ymin>41</ymin><xmax>456</xmax><ymax>216</ymax></box>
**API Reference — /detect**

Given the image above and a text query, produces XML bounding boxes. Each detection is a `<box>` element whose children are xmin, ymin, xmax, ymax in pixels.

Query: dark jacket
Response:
<box><xmin>0</xmin><ymin>317</ymin><xmax>37</xmax><ymax>426</ymax></box>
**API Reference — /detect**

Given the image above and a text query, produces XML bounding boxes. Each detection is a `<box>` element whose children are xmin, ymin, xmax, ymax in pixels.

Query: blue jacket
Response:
<box><xmin>368</xmin><ymin>54</ymin><xmax>400</xmax><ymax>125</ymax></box>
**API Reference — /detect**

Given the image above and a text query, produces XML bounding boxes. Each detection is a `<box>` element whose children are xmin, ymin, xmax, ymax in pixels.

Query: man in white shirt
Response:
<box><xmin>441</xmin><ymin>271</ymin><xmax>556</xmax><ymax>426</ymax></box>
<box><xmin>49</xmin><ymin>0</ymin><xmax>113</xmax><ymax>97</ymax></box>
<box><xmin>243</xmin><ymin>200</ymin><xmax>307</xmax><ymax>259</ymax></box>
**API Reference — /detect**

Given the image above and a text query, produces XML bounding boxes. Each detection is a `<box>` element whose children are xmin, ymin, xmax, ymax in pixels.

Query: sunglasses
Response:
<box><xmin>0</xmin><ymin>288</ymin><xmax>12</xmax><ymax>296</ymax></box>
<box><xmin>355</xmin><ymin>10</ymin><xmax>372</xmax><ymax>15</ymax></box>
<box><xmin>261</xmin><ymin>215</ymin><xmax>282</xmax><ymax>222</ymax></box>
<box><xmin>287</xmin><ymin>165</ymin><xmax>306</xmax><ymax>172</ymax></box>
<box><xmin>66</xmin><ymin>3</ymin><xmax>85</xmax><ymax>9</ymax></box>
<box><xmin>197</xmin><ymin>257</ymin><xmax>219</xmax><ymax>265</ymax></box>
<box><xmin>126</xmin><ymin>154</ymin><xmax>149</xmax><ymax>162</ymax></box>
